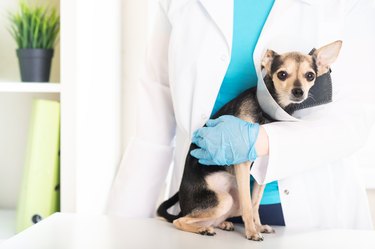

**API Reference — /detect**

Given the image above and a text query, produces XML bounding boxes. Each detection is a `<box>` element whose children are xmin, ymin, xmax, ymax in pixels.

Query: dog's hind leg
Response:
<box><xmin>173</xmin><ymin>192</ymin><xmax>234</xmax><ymax>236</ymax></box>
<box><xmin>252</xmin><ymin>182</ymin><xmax>275</xmax><ymax>233</ymax></box>
<box><xmin>234</xmin><ymin>162</ymin><xmax>263</xmax><ymax>241</ymax></box>
<box><xmin>173</xmin><ymin>217</ymin><xmax>217</xmax><ymax>235</ymax></box>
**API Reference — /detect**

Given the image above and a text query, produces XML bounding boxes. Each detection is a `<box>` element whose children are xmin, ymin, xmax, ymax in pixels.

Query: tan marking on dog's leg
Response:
<box><xmin>252</xmin><ymin>182</ymin><xmax>275</xmax><ymax>234</ymax></box>
<box><xmin>173</xmin><ymin>192</ymin><xmax>234</xmax><ymax>236</ymax></box>
<box><xmin>234</xmin><ymin>162</ymin><xmax>263</xmax><ymax>241</ymax></box>
<box><xmin>218</xmin><ymin>221</ymin><xmax>235</xmax><ymax>231</ymax></box>
<box><xmin>173</xmin><ymin>217</ymin><xmax>216</xmax><ymax>235</ymax></box>
<box><xmin>252</xmin><ymin>182</ymin><xmax>264</xmax><ymax>230</ymax></box>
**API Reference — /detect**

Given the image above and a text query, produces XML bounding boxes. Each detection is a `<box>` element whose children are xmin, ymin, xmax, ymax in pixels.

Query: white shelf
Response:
<box><xmin>0</xmin><ymin>82</ymin><xmax>61</xmax><ymax>93</ymax></box>
<box><xmin>0</xmin><ymin>209</ymin><xmax>16</xmax><ymax>242</ymax></box>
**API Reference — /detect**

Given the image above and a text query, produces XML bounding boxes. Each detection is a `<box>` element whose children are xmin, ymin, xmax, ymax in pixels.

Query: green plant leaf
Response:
<box><xmin>8</xmin><ymin>0</ymin><xmax>60</xmax><ymax>49</ymax></box>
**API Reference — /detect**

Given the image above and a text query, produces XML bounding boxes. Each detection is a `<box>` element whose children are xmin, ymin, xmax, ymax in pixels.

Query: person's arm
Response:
<box><xmin>107</xmin><ymin>0</ymin><xmax>175</xmax><ymax>217</ymax></box>
<box><xmin>254</xmin><ymin>126</ymin><xmax>269</xmax><ymax>157</ymax></box>
<box><xmin>251</xmin><ymin>0</ymin><xmax>375</xmax><ymax>184</ymax></box>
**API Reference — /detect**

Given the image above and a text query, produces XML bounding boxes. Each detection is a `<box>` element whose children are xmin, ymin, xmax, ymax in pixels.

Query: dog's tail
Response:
<box><xmin>157</xmin><ymin>191</ymin><xmax>181</xmax><ymax>223</ymax></box>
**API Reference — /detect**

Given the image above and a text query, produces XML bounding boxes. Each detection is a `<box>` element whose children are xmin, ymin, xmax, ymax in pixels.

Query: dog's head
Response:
<box><xmin>261</xmin><ymin>40</ymin><xmax>342</xmax><ymax>108</ymax></box>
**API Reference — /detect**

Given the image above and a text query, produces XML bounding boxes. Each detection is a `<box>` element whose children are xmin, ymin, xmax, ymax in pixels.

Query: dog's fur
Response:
<box><xmin>157</xmin><ymin>41</ymin><xmax>342</xmax><ymax>240</ymax></box>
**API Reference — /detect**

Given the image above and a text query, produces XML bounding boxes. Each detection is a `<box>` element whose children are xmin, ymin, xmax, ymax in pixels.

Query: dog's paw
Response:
<box><xmin>198</xmin><ymin>227</ymin><xmax>216</xmax><ymax>236</ymax></box>
<box><xmin>218</xmin><ymin>221</ymin><xmax>235</xmax><ymax>231</ymax></box>
<box><xmin>256</xmin><ymin>224</ymin><xmax>275</xmax><ymax>234</ymax></box>
<box><xmin>246</xmin><ymin>232</ymin><xmax>264</xmax><ymax>241</ymax></box>
<box><xmin>259</xmin><ymin>224</ymin><xmax>275</xmax><ymax>234</ymax></box>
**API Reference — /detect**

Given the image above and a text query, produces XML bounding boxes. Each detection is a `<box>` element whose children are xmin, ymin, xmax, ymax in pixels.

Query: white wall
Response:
<box><xmin>61</xmin><ymin>0</ymin><xmax>149</xmax><ymax>214</ymax></box>
<box><xmin>121</xmin><ymin>0</ymin><xmax>149</xmax><ymax>151</ymax></box>
<box><xmin>75</xmin><ymin>0</ymin><xmax>122</xmax><ymax>214</ymax></box>
<box><xmin>61</xmin><ymin>0</ymin><xmax>122</xmax><ymax>214</ymax></box>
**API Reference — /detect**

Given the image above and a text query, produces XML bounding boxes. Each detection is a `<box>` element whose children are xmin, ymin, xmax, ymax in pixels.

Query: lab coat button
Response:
<box><xmin>201</xmin><ymin>114</ymin><xmax>208</xmax><ymax>120</ymax></box>
<box><xmin>284</xmin><ymin>189</ymin><xmax>290</xmax><ymax>195</ymax></box>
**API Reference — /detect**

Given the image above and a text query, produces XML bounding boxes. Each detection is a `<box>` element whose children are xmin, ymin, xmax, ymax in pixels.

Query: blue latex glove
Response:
<box><xmin>190</xmin><ymin>115</ymin><xmax>259</xmax><ymax>165</ymax></box>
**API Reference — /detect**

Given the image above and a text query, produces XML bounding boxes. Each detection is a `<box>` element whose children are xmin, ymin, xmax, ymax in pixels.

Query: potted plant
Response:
<box><xmin>9</xmin><ymin>1</ymin><xmax>60</xmax><ymax>82</ymax></box>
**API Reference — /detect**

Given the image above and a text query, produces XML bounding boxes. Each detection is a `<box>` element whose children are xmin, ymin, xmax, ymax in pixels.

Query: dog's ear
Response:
<box><xmin>313</xmin><ymin>40</ymin><xmax>342</xmax><ymax>76</ymax></box>
<box><xmin>261</xmin><ymin>49</ymin><xmax>277</xmax><ymax>75</ymax></box>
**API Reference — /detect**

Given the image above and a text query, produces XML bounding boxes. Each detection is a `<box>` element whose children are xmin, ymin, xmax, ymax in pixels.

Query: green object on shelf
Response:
<box><xmin>16</xmin><ymin>99</ymin><xmax>60</xmax><ymax>233</ymax></box>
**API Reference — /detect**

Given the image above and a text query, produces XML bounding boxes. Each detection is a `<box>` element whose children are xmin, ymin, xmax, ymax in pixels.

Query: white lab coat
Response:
<box><xmin>108</xmin><ymin>0</ymin><xmax>375</xmax><ymax>229</ymax></box>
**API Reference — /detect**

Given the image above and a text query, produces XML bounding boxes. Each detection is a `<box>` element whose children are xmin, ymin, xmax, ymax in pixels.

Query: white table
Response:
<box><xmin>1</xmin><ymin>213</ymin><xmax>374</xmax><ymax>249</ymax></box>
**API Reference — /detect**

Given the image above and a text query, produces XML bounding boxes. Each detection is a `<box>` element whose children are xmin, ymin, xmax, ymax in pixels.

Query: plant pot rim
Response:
<box><xmin>17</xmin><ymin>49</ymin><xmax>54</xmax><ymax>59</ymax></box>
<box><xmin>17</xmin><ymin>48</ymin><xmax>54</xmax><ymax>51</ymax></box>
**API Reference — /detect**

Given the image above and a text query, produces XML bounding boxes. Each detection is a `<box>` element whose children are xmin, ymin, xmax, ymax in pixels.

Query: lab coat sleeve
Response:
<box><xmin>251</xmin><ymin>0</ymin><xmax>375</xmax><ymax>184</ymax></box>
<box><xmin>107</xmin><ymin>0</ymin><xmax>176</xmax><ymax>217</ymax></box>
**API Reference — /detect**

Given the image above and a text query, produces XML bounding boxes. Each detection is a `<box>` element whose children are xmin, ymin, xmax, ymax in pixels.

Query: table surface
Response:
<box><xmin>1</xmin><ymin>213</ymin><xmax>375</xmax><ymax>249</ymax></box>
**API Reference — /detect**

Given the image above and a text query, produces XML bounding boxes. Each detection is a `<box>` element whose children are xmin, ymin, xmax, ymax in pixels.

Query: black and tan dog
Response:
<box><xmin>157</xmin><ymin>41</ymin><xmax>342</xmax><ymax>241</ymax></box>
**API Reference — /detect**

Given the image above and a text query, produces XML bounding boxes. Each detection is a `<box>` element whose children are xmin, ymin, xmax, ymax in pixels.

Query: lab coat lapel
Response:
<box><xmin>198</xmin><ymin>0</ymin><xmax>233</xmax><ymax>53</ymax></box>
<box><xmin>188</xmin><ymin>0</ymin><xmax>233</xmax><ymax>135</ymax></box>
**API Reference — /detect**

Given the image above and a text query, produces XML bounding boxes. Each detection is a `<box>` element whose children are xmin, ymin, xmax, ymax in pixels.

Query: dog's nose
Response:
<box><xmin>291</xmin><ymin>88</ymin><xmax>304</xmax><ymax>98</ymax></box>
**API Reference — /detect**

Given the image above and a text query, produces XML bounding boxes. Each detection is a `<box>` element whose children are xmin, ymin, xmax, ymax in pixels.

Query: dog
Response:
<box><xmin>157</xmin><ymin>40</ymin><xmax>342</xmax><ymax>241</ymax></box>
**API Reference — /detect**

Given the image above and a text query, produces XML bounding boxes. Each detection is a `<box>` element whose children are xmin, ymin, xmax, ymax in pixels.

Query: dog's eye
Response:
<box><xmin>305</xmin><ymin>72</ymin><xmax>315</xmax><ymax>82</ymax></box>
<box><xmin>277</xmin><ymin>71</ymin><xmax>288</xmax><ymax>81</ymax></box>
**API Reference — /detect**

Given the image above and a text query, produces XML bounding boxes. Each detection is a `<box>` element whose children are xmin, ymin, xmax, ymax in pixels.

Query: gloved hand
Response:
<box><xmin>190</xmin><ymin>115</ymin><xmax>259</xmax><ymax>165</ymax></box>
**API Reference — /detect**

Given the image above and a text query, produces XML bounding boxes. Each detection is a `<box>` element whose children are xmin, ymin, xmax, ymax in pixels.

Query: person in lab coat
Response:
<box><xmin>107</xmin><ymin>0</ymin><xmax>375</xmax><ymax>229</ymax></box>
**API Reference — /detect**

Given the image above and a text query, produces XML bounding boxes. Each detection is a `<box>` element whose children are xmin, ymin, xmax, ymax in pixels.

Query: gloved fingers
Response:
<box><xmin>205</xmin><ymin>118</ymin><xmax>222</xmax><ymax>127</ymax></box>
<box><xmin>192</xmin><ymin>127</ymin><xmax>210</xmax><ymax>139</ymax></box>
<box><xmin>198</xmin><ymin>159</ymin><xmax>216</xmax><ymax>166</ymax></box>
<box><xmin>206</xmin><ymin>115</ymin><xmax>239</xmax><ymax>127</ymax></box>
<box><xmin>191</xmin><ymin>136</ymin><xmax>206</xmax><ymax>149</ymax></box>
<box><xmin>190</xmin><ymin>148</ymin><xmax>212</xmax><ymax>161</ymax></box>
<box><xmin>205</xmin><ymin>115</ymin><xmax>230</xmax><ymax>127</ymax></box>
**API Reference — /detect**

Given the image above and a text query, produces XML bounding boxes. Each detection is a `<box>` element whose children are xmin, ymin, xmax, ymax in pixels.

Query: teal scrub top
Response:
<box><xmin>211</xmin><ymin>0</ymin><xmax>279</xmax><ymax>205</ymax></box>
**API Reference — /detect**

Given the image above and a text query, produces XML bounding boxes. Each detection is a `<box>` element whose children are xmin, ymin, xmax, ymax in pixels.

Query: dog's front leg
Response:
<box><xmin>252</xmin><ymin>182</ymin><xmax>275</xmax><ymax>233</ymax></box>
<box><xmin>234</xmin><ymin>162</ymin><xmax>263</xmax><ymax>241</ymax></box>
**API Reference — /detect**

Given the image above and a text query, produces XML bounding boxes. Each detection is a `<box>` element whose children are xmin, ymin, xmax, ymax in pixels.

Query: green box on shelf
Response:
<box><xmin>16</xmin><ymin>99</ymin><xmax>60</xmax><ymax>233</ymax></box>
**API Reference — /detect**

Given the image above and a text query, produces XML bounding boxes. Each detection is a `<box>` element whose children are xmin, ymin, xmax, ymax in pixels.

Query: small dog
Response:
<box><xmin>157</xmin><ymin>41</ymin><xmax>342</xmax><ymax>241</ymax></box>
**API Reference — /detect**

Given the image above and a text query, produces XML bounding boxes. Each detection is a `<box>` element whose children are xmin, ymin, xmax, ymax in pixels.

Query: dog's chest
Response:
<box><xmin>205</xmin><ymin>171</ymin><xmax>236</xmax><ymax>193</ymax></box>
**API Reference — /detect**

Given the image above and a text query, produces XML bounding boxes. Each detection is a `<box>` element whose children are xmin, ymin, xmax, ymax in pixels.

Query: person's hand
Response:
<box><xmin>190</xmin><ymin>115</ymin><xmax>259</xmax><ymax>165</ymax></box>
